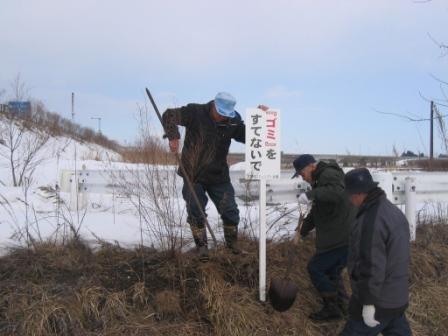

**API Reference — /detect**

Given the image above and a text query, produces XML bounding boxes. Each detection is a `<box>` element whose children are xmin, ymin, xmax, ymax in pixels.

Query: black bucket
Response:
<box><xmin>268</xmin><ymin>277</ymin><xmax>299</xmax><ymax>312</ymax></box>
<box><xmin>268</xmin><ymin>213</ymin><xmax>305</xmax><ymax>312</ymax></box>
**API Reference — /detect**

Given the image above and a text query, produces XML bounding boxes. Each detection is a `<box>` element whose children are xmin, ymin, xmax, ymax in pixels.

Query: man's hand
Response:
<box><xmin>297</xmin><ymin>192</ymin><xmax>310</xmax><ymax>205</ymax></box>
<box><xmin>362</xmin><ymin>305</ymin><xmax>380</xmax><ymax>328</ymax></box>
<box><xmin>169</xmin><ymin>139</ymin><xmax>179</xmax><ymax>153</ymax></box>
<box><xmin>257</xmin><ymin>104</ymin><xmax>269</xmax><ymax>112</ymax></box>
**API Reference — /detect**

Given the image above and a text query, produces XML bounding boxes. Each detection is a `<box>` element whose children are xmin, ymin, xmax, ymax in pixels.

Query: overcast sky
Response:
<box><xmin>1</xmin><ymin>0</ymin><xmax>447</xmax><ymax>155</ymax></box>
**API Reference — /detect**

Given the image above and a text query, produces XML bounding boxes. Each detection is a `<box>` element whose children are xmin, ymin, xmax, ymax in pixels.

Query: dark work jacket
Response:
<box><xmin>162</xmin><ymin>101</ymin><xmax>245</xmax><ymax>184</ymax></box>
<box><xmin>348</xmin><ymin>188</ymin><xmax>410</xmax><ymax>321</ymax></box>
<box><xmin>300</xmin><ymin>161</ymin><xmax>354</xmax><ymax>253</ymax></box>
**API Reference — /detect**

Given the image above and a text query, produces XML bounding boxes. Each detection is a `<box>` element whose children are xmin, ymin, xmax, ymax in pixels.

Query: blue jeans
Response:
<box><xmin>182</xmin><ymin>180</ymin><xmax>240</xmax><ymax>229</ymax></box>
<box><xmin>340</xmin><ymin>314</ymin><xmax>412</xmax><ymax>336</ymax></box>
<box><xmin>307</xmin><ymin>246</ymin><xmax>348</xmax><ymax>295</ymax></box>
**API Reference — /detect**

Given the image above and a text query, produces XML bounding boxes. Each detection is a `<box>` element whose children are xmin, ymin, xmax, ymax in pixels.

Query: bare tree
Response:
<box><xmin>110</xmin><ymin>103</ymin><xmax>187</xmax><ymax>253</ymax></box>
<box><xmin>10</xmin><ymin>73</ymin><xmax>29</xmax><ymax>101</ymax></box>
<box><xmin>0</xmin><ymin>114</ymin><xmax>50</xmax><ymax>186</ymax></box>
<box><xmin>392</xmin><ymin>144</ymin><xmax>399</xmax><ymax>158</ymax></box>
<box><xmin>0</xmin><ymin>76</ymin><xmax>50</xmax><ymax>186</ymax></box>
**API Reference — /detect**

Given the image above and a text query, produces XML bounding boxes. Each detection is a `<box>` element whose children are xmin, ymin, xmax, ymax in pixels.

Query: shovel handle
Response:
<box><xmin>293</xmin><ymin>231</ymin><xmax>301</xmax><ymax>246</ymax></box>
<box><xmin>293</xmin><ymin>211</ymin><xmax>305</xmax><ymax>246</ymax></box>
<box><xmin>284</xmin><ymin>210</ymin><xmax>307</xmax><ymax>278</ymax></box>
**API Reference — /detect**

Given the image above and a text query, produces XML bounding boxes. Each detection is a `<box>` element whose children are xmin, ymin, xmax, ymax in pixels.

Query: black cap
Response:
<box><xmin>291</xmin><ymin>154</ymin><xmax>316</xmax><ymax>178</ymax></box>
<box><xmin>344</xmin><ymin>168</ymin><xmax>378</xmax><ymax>194</ymax></box>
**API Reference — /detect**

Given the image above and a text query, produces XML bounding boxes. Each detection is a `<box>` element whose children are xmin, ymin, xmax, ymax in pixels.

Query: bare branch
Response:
<box><xmin>430</xmin><ymin>73</ymin><xmax>448</xmax><ymax>86</ymax></box>
<box><xmin>419</xmin><ymin>91</ymin><xmax>448</xmax><ymax>108</ymax></box>
<box><xmin>373</xmin><ymin>108</ymin><xmax>423</xmax><ymax>122</ymax></box>
<box><xmin>427</xmin><ymin>33</ymin><xmax>448</xmax><ymax>57</ymax></box>
<box><xmin>440</xmin><ymin>84</ymin><xmax>448</xmax><ymax>102</ymax></box>
<box><xmin>9</xmin><ymin>73</ymin><xmax>30</xmax><ymax>101</ymax></box>
<box><xmin>373</xmin><ymin>107</ymin><xmax>448</xmax><ymax>122</ymax></box>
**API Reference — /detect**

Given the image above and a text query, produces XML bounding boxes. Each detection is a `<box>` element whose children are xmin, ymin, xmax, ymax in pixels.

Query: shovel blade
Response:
<box><xmin>268</xmin><ymin>278</ymin><xmax>298</xmax><ymax>312</ymax></box>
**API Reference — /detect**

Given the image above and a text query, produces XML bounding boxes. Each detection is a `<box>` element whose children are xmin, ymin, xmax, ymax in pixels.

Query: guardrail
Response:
<box><xmin>59</xmin><ymin>168</ymin><xmax>311</xmax><ymax>206</ymax></box>
<box><xmin>59</xmin><ymin>168</ymin><xmax>448</xmax><ymax>240</ymax></box>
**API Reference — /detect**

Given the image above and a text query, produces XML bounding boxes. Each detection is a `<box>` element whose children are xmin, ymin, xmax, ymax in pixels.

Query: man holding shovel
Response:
<box><xmin>292</xmin><ymin>154</ymin><xmax>354</xmax><ymax>321</ymax></box>
<box><xmin>162</xmin><ymin>92</ymin><xmax>267</xmax><ymax>260</ymax></box>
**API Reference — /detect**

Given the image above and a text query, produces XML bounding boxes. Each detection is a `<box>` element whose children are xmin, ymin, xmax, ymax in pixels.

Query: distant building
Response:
<box><xmin>0</xmin><ymin>104</ymin><xmax>7</xmax><ymax>113</ymax></box>
<box><xmin>7</xmin><ymin>101</ymin><xmax>32</xmax><ymax>116</ymax></box>
<box><xmin>401</xmin><ymin>150</ymin><xmax>418</xmax><ymax>158</ymax></box>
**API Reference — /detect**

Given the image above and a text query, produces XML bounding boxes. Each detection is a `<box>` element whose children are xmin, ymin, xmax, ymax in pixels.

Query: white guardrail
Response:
<box><xmin>59</xmin><ymin>168</ymin><xmax>448</xmax><ymax>241</ymax></box>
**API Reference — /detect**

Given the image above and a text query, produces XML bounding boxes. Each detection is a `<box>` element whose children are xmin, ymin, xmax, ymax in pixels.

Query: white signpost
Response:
<box><xmin>245</xmin><ymin>107</ymin><xmax>281</xmax><ymax>301</ymax></box>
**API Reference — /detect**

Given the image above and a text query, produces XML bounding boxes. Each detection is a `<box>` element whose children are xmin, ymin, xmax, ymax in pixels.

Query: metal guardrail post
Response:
<box><xmin>69</xmin><ymin>174</ymin><xmax>78</xmax><ymax>211</ymax></box>
<box><xmin>405</xmin><ymin>177</ymin><xmax>417</xmax><ymax>241</ymax></box>
<box><xmin>69</xmin><ymin>172</ymin><xmax>88</xmax><ymax>211</ymax></box>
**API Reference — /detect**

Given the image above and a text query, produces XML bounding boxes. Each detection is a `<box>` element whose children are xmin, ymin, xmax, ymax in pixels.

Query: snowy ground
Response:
<box><xmin>0</xmin><ymin>133</ymin><xmax>304</xmax><ymax>254</ymax></box>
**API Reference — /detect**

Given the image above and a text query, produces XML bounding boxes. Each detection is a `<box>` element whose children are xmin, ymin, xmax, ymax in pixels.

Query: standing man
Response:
<box><xmin>340</xmin><ymin>168</ymin><xmax>411</xmax><ymax>336</ymax></box>
<box><xmin>163</xmin><ymin>92</ymin><xmax>265</xmax><ymax>260</ymax></box>
<box><xmin>293</xmin><ymin>154</ymin><xmax>353</xmax><ymax>321</ymax></box>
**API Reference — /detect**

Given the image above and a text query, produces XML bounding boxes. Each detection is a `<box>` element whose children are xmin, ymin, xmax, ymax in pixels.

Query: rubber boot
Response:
<box><xmin>223</xmin><ymin>225</ymin><xmax>242</xmax><ymax>254</ymax></box>
<box><xmin>190</xmin><ymin>226</ymin><xmax>209</xmax><ymax>262</ymax></box>
<box><xmin>309</xmin><ymin>293</ymin><xmax>344</xmax><ymax>321</ymax></box>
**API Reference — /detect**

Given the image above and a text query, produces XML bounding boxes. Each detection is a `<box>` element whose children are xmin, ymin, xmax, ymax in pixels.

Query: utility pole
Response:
<box><xmin>91</xmin><ymin>116</ymin><xmax>102</xmax><ymax>133</ymax></box>
<box><xmin>430</xmin><ymin>101</ymin><xmax>434</xmax><ymax>160</ymax></box>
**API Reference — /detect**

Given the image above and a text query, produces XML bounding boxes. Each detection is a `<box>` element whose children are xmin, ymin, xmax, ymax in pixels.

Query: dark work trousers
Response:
<box><xmin>340</xmin><ymin>314</ymin><xmax>412</xmax><ymax>336</ymax></box>
<box><xmin>307</xmin><ymin>245</ymin><xmax>348</xmax><ymax>296</ymax></box>
<box><xmin>182</xmin><ymin>180</ymin><xmax>240</xmax><ymax>229</ymax></box>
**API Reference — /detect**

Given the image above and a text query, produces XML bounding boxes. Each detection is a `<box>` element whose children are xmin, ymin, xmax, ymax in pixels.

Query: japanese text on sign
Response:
<box><xmin>245</xmin><ymin>108</ymin><xmax>281</xmax><ymax>179</ymax></box>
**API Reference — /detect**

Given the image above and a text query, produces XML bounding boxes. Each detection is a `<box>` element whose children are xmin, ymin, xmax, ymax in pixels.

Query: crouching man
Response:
<box><xmin>340</xmin><ymin>168</ymin><xmax>412</xmax><ymax>336</ymax></box>
<box><xmin>293</xmin><ymin>154</ymin><xmax>353</xmax><ymax>321</ymax></box>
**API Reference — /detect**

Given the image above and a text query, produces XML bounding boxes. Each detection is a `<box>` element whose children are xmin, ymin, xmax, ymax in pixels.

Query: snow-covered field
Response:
<box><xmin>0</xmin><ymin>128</ymin><xmax>302</xmax><ymax>254</ymax></box>
<box><xmin>1</xmin><ymin>120</ymin><xmax>446</xmax><ymax>254</ymax></box>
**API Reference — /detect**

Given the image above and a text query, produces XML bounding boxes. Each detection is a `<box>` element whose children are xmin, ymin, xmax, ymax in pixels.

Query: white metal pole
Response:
<box><xmin>72</xmin><ymin>93</ymin><xmax>80</xmax><ymax>225</ymax></box>
<box><xmin>259</xmin><ymin>177</ymin><xmax>267</xmax><ymax>301</ymax></box>
<box><xmin>405</xmin><ymin>177</ymin><xmax>417</xmax><ymax>241</ymax></box>
<box><xmin>69</xmin><ymin>173</ymin><xmax>77</xmax><ymax>210</ymax></box>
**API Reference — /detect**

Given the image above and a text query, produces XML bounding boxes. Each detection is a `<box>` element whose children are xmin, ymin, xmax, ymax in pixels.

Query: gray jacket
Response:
<box><xmin>348</xmin><ymin>187</ymin><xmax>410</xmax><ymax>321</ymax></box>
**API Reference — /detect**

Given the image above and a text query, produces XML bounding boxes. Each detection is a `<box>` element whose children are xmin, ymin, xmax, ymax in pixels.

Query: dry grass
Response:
<box><xmin>119</xmin><ymin>139</ymin><xmax>175</xmax><ymax>165</ymax></box>
<box><xmin>407</xmin><ymin>159</ymin><xmax>448</xmax><ymax>171</ymax></box>
<box><xmin>0</xmin><ymin>225</ymin><xmax>446</xmax><ymax>335</ymax></box>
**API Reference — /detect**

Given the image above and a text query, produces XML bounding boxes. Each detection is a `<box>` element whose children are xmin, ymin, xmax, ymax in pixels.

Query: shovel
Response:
<box><xmin>268</xmin><ymin>213</ymin><xmax>305</xmax><ymax>312</ymax></box>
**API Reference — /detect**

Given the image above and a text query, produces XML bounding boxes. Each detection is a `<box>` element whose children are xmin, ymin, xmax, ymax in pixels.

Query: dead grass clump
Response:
<box><xmin>408</xmin><ymin>282</ymin><xmax>448</xmax><ymax>335</ymax></box>
<box><xmin>407</xmin><ymin>224</ymin><xmax>448</xmax><ymax>335</ymax></box>
<box><xmin>77</xmin><ymin>286</ymin><xmax>107</xmax><ymax>331</ymax></box>
<box><xmin>101</xmin><ymin>291</ymin><xmax>130</xmax><ymax>323</ymax></box>
<box><xmin>131</xmin><ymin>281</ymin><xmax>150</xmax><ymax>309</ymax></box>
<box><xmin>153</xmin><ymin>290</ymin><xmax>182</xmax><ymax>320</ymax></box>
<box><xmin>200</xmin><ymin>264</ymin><xmax>263</xmax><ymax>336</ymax></box>
<box><xmin>8</xmin><ymin>284</ymin><xmax>81</xmax><ymax>336</ymax></box>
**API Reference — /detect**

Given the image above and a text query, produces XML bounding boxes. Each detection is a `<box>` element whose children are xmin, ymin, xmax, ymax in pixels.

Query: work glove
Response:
<box><xmin>362</xmin><ymin>305</ymin><xmax>380</xmax><ymax>328</ymax></box>
<box><xmin>297</xmin><ymin>192</ymin><xmax>309</xmax><ymax>205</ymax></box>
